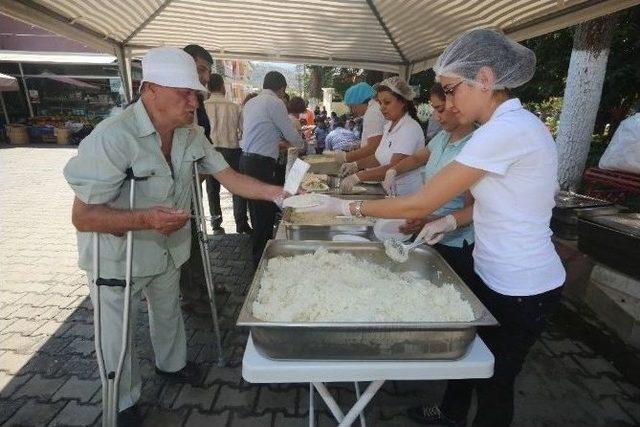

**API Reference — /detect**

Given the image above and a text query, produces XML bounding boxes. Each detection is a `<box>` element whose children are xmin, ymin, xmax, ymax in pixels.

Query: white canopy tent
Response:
<box><xmin>2</xmin><ymin>0</ymin><xmax>639</xmax><ymax>102</ymax></box>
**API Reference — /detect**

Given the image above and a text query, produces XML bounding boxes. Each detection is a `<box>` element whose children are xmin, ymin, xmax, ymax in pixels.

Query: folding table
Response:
<box><xmin>242</xmin><ymin>334</ymin><xmax>494</xmax><ymax>427</ymax></box>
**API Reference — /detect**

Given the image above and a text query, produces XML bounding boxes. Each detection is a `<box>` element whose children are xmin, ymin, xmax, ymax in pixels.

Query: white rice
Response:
<box><xmin>252</xmin><ymin>249</ymin><xmax>475</xmax><ymax>322</ymax></box>
<box><xmin>383</xmin><ymin>239</ymin><xmax>409</xmax><ymax>263</ymax></box>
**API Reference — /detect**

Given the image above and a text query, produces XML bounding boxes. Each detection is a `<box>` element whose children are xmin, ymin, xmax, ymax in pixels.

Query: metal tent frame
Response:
<box><xmin>2</xmin><ymin>0</ymin><xmax>640</xmax><ymax>103</ymax></box>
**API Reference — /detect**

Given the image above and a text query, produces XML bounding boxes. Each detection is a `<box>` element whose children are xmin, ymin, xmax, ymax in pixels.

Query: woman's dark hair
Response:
<box><xmin>242</xmin><ymin>92</ymin><xmax>258</xmax><ymax>106</ymax></box>
<box><xmin>208</xmin><ymin>73</ymin><xmax>225</xmax><ymax>92</ymax></box>
<box><xmin>429</xmin><ymin>83</ymin><xmax>446</xmax><ymax>102</ymax></box>
<box><xmin>287</xmin><ymin>96</ymin><xmax>307</xmax><ymax>115</ymax></box>
<box><xmin>376</xmin><ymin>85</ymin><xmax>419</xmax><ymax>122</ymax></box>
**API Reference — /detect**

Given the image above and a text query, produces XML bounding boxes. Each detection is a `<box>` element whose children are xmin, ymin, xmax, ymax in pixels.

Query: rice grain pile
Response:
<box><xmin>252</xmin><ymin>249</ymin><xmax>474</xmax><ymax>322</ymax></box>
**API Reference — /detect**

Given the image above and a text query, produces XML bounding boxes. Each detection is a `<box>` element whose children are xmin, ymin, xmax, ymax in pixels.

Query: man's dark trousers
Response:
<box><xmin>239</xmin><ymin>153</ymin><xmax>277</xmax><ymax>266</ymax></box>
<box><xmin>206</xmin><ymin>147</ymin><xmax>249</xmax><ymax>229</ymax></box>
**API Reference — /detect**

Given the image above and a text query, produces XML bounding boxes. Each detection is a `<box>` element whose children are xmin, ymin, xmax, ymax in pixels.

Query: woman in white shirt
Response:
<box><xmin>339</xmin><ymin>76</ymin><xmax>425</xmax><ymax>195</ymax></box>
<box><xmin>306</xmin><ymin>29</ymin><xmax>565</xmax><ymax>427</ymax></box>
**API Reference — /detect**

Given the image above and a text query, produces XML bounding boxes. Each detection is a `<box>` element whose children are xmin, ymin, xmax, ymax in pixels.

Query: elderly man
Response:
<box><xmin>240</xmin><ymin>71</ymin><xmax>305</xmax><ymax>265</ymax></box>
<box><xmin>64</xmin><ymin>47</ymin><xmax>287</xmax><ymax>426</ymax></box>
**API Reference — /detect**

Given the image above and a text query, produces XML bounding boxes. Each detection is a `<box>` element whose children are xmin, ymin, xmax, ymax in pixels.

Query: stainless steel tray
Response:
<box><xmin>302</xmin><ymin>155</ymin><xmax>340</xmax><ymax>175</ymax></box>
<box><xmin>281</xmin><ymin>209</ymin><xmax>376</xmax><ymax>240</ymax></box>
<box><xmin>555</xmin><ymin>191</ymin><xmax>612</xmax><ymax>209</ymax></box>
<box><xmin>237</xmin><ymin>240</ymin><xmax>498</xmax><ymax>360</ymax></box>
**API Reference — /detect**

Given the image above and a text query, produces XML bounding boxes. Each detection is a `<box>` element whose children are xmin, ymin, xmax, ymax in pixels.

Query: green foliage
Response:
<box><xmin>524</xmin><ymin>97</ymin><xmax>564</xmax><ymax>136</ymax></box>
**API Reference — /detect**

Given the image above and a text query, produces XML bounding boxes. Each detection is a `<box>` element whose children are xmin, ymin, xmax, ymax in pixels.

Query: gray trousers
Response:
<box><xmin>88</xmin><ymin>260</ymin><xmax>187</xmax><ymax>411</ymax></box>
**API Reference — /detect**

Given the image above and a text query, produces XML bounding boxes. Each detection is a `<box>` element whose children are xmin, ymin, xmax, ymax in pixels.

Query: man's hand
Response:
<box><xmin>143</xmin><ymin>207</ymin><xmax>190</xmax><ymax>236</ymax></box>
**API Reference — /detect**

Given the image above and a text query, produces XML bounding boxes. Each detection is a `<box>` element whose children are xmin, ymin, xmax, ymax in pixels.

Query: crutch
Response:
<box><xmin>93</xmin><ymin>168</ymin><xmax>146</xmax><ymax>427</ymax></box>
<box><xmin>191</xmin><ymin>162</ymin><xmax>226</xmax><ymax>367</ymax></box>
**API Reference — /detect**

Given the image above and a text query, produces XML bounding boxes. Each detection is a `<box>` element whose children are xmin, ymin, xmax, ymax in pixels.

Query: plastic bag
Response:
<box><xmin>599</xmin><ymin>113</ymin><xmax>640</xmax><ymax>174</ymax></box>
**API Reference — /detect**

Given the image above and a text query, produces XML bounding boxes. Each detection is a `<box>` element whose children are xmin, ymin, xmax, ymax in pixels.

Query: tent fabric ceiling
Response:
<box><xmin>2</xmin><ymin>0</ymin><xmax>640</xmax><ymax>74</ymax></box>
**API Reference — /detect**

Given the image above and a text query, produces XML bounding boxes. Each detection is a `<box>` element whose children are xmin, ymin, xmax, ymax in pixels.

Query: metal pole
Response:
<box><xmin>191</xmin><ymin>163</ymin><xmax>225</xmax><ymax>367</ymax></box>
<box><xmin>0</xmin><ymin>92</ymin><xmax>9</xmax><ymax>124</ymax></box>
<box><xmin>18</xmin><ymin>63</ymin><xmax>34</xmax><ymax>118</ymax></box>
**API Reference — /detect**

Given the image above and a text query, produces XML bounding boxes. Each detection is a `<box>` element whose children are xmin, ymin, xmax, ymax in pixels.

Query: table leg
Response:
<box><xmin>309</xmin><ymin>383</ymin><xmax>315</xmax><ymax>427</ymax></box>
<box><xmin>354</xmin><ymin>382</ymin><xmax>366</xmax><ymax>427</ymax></box>
<box><xmin>337</xmin><ymin>380</ymin><xmax>384</xmax><ymax>427</ymax></box>
<box><xmin>313</xmin><ymin>382</ymin><xmax>345</xmax><ymax>422</ymax></box>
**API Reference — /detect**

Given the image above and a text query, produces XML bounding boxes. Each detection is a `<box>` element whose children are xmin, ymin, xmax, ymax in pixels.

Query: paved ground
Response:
<box><xmin>1</xmin><ymin>145</ymin><xmax>639</xmax><ymax>427</ymax></box>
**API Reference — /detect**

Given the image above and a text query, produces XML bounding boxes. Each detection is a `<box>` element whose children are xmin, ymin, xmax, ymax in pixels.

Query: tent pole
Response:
<box><xmin>18</xmin><ymin>63</ymin><xmax>34</xmax><ymax>118</ymax></box>
<box><xmin>116</xmin><ymin>46</ymin><xmax>133</xmax><ymax>104</ymax></box>
<box><xmin>1</xmin><ymin>92</ymin><xmax>9</xmax><ymax>124</ymax></box>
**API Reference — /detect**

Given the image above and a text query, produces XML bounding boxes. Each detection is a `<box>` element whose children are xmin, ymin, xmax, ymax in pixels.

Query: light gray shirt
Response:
<box><xmin>240</xmin><ymin>89</ymin><xmax>304</xmax><ymax>159</ymax></box>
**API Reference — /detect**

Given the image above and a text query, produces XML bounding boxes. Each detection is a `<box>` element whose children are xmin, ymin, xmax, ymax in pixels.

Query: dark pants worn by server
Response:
<box><xmin>239</xmin><ymin>153</ymin><xmax>278</xmax><ymax>266</ymax></box>
<box><xmin>206</xmin><ymin>147</ymin><xmax>250</xmax><ymax>231</ymax></box>
<box><xmin>440</xmin><ymin>273</ymin><xmax>562</xmax><ymax>427</ymax></box>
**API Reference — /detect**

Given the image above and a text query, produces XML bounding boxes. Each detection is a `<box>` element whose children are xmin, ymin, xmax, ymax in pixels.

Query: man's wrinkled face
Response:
<box><xmin>194</xmin><ymin>57</ymin><xmax>211</xmax><ymax>87</ymax></box>
<box><xmin>149</xmin><ymin>84</ymin><xmax>199</xmax><ymax>126</ymax></box>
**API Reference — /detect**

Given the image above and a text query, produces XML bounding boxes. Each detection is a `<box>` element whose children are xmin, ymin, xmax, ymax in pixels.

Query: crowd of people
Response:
<box><xmin>64</xmin><ymin>28</ymin><xmax>566</xmax><ymax>427</ymax></box>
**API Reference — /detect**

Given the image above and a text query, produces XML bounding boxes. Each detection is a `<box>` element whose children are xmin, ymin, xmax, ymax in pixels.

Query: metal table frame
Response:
<box><xmin>243</xmin><ymin>334</ymin><xmax>494</xmax><ymax>427</ymax></box>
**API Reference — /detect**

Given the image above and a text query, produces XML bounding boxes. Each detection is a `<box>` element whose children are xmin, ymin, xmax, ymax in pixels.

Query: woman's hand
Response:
<box><xmin>416</xmin><ymin>214</ymin><xmax>458</xmax><ymax>245</ymax></box>
<box><xmin>339</xmin><ymin>161</ymin><xmax>359</xmax><ymax>177</ymax></box>
<box><xmin>382</xmin><ymin>168</ymin><xmax>397</xmax><ymax>196</ymax></box>
<box><xmin>339</xmin><ymin>174</ymin><xmax>360</xmax><ymax>194</ymax></box>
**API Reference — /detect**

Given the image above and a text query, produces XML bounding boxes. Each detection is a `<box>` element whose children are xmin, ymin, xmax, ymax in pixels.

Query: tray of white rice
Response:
<box><xmin>237</xmin><ymin>240</ymin><xmax>498</xmax><ymax>360</ymax></box>
<box><xmin>281</xmin><ymin>208</ymin><xmax>376</xmax><ymax>241</ymax></box>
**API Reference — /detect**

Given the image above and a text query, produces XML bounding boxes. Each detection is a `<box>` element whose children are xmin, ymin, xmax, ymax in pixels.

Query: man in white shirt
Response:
<box><xmin>204</xmin><ymin>73</ymin><xmax>251</xmax><ymax>234</ymax></box>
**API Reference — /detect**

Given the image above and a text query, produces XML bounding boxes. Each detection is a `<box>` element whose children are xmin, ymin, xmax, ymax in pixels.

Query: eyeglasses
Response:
<box><xmin>443</xmin><ymin>81</ymin><xmax>463</xmax><ymax>97</ymax></box>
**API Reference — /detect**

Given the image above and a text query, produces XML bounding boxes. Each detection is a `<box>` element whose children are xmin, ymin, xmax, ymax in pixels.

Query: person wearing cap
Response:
<box><xmin>240</xmin><ymin>71</ymin><xmax>305</xmax><ymax>266</ymax></box>
<box><xmin>338</xmin><ymin>76</ymin><xmax>425</xmax><ymax>195</ymax></box>
<box><xmin>64</xmin><ymin>47</ymin><xmax>289</xmax><ymax>426</ymax></box>
<box><xmin>301</xmin><ymin>29</ymin><xmax>565</xmax><ymax>427</ymax></box>
<box><xmin>326</xmin><ymin>82</ymin><xmax>386</xmax><ymax>167</ymax></box>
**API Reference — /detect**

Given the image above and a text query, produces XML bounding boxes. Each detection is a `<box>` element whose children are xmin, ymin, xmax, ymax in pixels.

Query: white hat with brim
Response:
<box><xmin>141</xmin><ymin>47</ymin><xmax>207</xmax><ymax>92</ymax></box>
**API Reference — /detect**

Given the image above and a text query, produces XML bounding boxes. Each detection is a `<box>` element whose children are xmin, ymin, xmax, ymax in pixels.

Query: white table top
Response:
<box><xmin>243</xmin><ymin>334</ymin><xmax>494</xmax><ymax>383</ymax></box>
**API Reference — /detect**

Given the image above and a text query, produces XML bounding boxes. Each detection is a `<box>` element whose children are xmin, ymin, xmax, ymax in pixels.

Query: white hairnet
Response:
<box><xmin>433</xmin><ymin>28</ymin><xmax>536</xmax><ymax>90</ymax></box>
<box><xmin>377</xmin><ymin>76</ymin><xmax>415</xmax><ymax>100</ymax></box>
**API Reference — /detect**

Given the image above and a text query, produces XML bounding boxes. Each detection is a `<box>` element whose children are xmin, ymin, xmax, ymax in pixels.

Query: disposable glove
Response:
<box><xmin>382</xmin><ymin>168</ymin><xmax>397</xmax><ymax>196</ymax></box>
<box><xmin>272</xmin><ymin>190</ymin><xmax>291</xmax><ymax>209</ymax></box>
<box><xmin>339</xmin><ymin>161</ymin><xmax>359</xmax><ymax>177</ymax></box>
<box><xmin>339</xmin><ymin>174</ymin><xmax>360</xmax><ymax>194</ymax></box>
<box><xmin>296</xmin><ymin>194</ymin><xmax>353</xmax><ymax>216</ymax></box>
<box><xmin>416</xmin><ymin>214</ymin><xmax>457</xmax><ymax>245</ymax></box>
<box><xmin>330</xmin><ymin>150</ymin><xmax>347</xmax><ymax>165</ymax></box>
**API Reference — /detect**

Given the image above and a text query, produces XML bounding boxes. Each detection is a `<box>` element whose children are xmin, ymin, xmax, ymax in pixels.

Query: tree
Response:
<box><xmin>556</xmin><ymin>14</ymin><xmax>618</xmax><ymax>190</ymax></box>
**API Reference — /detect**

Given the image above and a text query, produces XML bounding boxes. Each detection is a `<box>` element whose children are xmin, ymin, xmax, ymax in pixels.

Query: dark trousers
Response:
<box><xmin>434</xmin><ymin>241</ymin><xmax>475</xmax><ymax>288</ymax></box>
<box><xmin>440</xmin><ymin>276</ymin><xmax>563</xmax><ymax>427</ymax></box>
<box><xmin>206</xmin><ymin>147</ymin><xmax>249</xmax><ymax>229</ymax></box>
<box><xmin>239</xmin><ymin>153</ymin><xmax>278</xmax><ymax>266</ymax></box>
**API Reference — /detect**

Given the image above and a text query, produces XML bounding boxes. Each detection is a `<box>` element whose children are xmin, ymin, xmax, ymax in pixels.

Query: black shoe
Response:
<box><xmin>155</xmin><ymin>361</ymin><xmax>202</xmax><ymax>385</ymax></box>
<box><xmin>212</xmin><ymin>226</ymin><xmax>225</xmax><ymax>235</ymax></box>
<box><xmin>117</xmin><ymin>405</ymin><xmax>142</xmax><ymax>427</ymax></box>
<box><xmin>236</xmin><ymin>224</ymin><xmax>253</xmax><ymax>234</ymax></box>
<box><xmin>406</xmin><ymin>404</ymin><xmax>465</xmax><ymax>426</ymax></box>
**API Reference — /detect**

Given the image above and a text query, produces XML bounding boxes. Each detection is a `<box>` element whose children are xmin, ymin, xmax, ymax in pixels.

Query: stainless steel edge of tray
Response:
<box><xmin>237</xmin><ymin>240</ymin><xmax>498</xmax><ymax>360</ymax></box>
<box><xmin>284</xmin><ymin>224</ymin><xmax>376</xmax><ymax>241</ymax></box>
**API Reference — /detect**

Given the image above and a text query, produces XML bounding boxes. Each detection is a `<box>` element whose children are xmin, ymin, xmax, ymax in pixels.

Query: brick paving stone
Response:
<box><xmin>231</xmin><ymin>412</ymin><xmax>272</xmax><ymax>426</ymax></box>
<box><xmin>12</xmin><ymin>374</ymin><xmax>66</xmax><ymax>400</ymax></box>
<box><xmin>64</xmin><ymin>323</ymin><xmax>95</xmax><ymax>339</ymax></box>
<box><xmin>4</xmin><ymin>399</ymin><xmax>66</xmax><ymax>426</ymax></box>
<box><xmin>1</xmin><ymin>352</ymin><xmax>33</xmax><ymax>374</ymax></box>
<box><xmin>583</xmin><ymin>376</ymin><xmax>625</xmax><ymax>399</ymax></box>
<box><xmin>51</xmin><ymin>376</ymin><xmax>101</xmax><ymax>403</ymax></box>
<box><xmin>49</xmin><ymin>401</ymin><xmax>102</xmax><ymax>426</ymax></box>
<box><xmin>255</xmin><ymin>384</ymin><xmax>299</xmax><ymax>416</ymax></box>
<box><xmin>141</xmin><ymin>406</ymin><xmax>190</xmax><ymax>427</ymax></box>
<box><xmin>66</xmin><ymin>336</ymin><xmax>95</xmax><ymax>356</ymax></box>
<box><xmin>0</xmin><ymin>372</ymin><xmax>32</xmax><ymax>399</ymax></box>
<box><xmin>172</xmin><ymin>384</ymin><xmax>216</xmax><ymax>411</ymax></box>
<box><xmin>183</xmin><ymin>409</ymin><xmax>231</xmax><ymax>427</ymax></box>
<box><xmin>214</xmin><ymin>384</ymin><xmax>258</xmax><ymax>410</ymax></box>
<box><xmin>598</xmin><ymin>396</ymin><xmax>636</xmax><ymax>426</ymax></box>
<box><xmin>573</xmin><ymin>354</ymin><xmax>621</xmax><ymax>376</ymax></box>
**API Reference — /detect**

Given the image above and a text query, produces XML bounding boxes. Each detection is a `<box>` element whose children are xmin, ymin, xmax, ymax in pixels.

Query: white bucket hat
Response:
<box><xmin>376</xmin><ymin>76</ymin><xmax>415</xmax><ymax>100</ymax></box>
<box><xmin>141</xmin><ymin>47</ymin><xmax>207</xmax><ymax>92</ymax></box>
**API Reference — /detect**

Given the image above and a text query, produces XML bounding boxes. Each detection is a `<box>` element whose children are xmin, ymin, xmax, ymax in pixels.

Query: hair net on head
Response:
<box><xmin>433</xmin><ymin>28</ymin><xmax>536</xmax><ymax>90</ymax></box>
<box><xmin>376</xmin><ymin>76</ymin><xmax>415</xmax><ymax>100</ymax></box>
